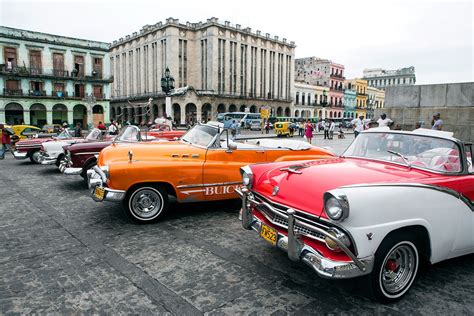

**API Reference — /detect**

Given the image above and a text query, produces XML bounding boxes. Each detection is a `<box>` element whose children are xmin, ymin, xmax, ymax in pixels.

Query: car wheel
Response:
<box><xmin>81</xmin><ymin>160</ymin><xmax>97</xmax><ymax>180</ymax></box>
<box><xmin>55</xmin><ymin>154</ymin><xmax>65</xmax><ymax>167</ymax></box>
<box><xmin>124</xmin><ymin>185</ymin><xmax>169</xmax><ymax>223</ymax></box>
<box><xmin>366</xmin><ymin>232</ymin><xmax>420</xmax><ymax>303</ymax></box>
<box><xmin>29</xmin><ymin>150</ymin><xmax>41</xmax><ymax>164</ymax></box>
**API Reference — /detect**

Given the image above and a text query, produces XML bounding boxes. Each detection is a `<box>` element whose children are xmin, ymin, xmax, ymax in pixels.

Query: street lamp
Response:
<box><xmin>161</xmin><ymin>67</ymin><xmax>175</xmax><ymax>121</ymax></box>
<box><xmin>82</xmin><ymin>94</ymin><xmax>96</xmax><ymax>129</ymax></box>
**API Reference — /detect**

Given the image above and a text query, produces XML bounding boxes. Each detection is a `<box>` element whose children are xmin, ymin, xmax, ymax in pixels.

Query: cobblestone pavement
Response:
<box><xmin>1</xmin><ymin>134</ymin><xmax>473</xmax><ymax>314</ymax></box>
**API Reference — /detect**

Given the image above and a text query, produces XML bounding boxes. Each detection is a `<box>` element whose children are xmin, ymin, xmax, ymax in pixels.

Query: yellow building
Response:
<box><xmin>349</xmin><ymin>79</ymin><xmax>368</xmax><ymax>118</ymax></box>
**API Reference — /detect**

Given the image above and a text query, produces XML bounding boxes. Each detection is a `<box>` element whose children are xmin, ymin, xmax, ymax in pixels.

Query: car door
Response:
<box><xmin>202</xmin><ymin>142</ymin><xmax>267</xmax><ymax>201</ymax></box>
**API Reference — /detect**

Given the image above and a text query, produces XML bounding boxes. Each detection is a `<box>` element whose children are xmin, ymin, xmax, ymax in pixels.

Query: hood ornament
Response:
<box><xmin>280</xmin><ymin>164</ymin><xmax>308</xmax><ymax>174</ymax></box>
<box><xmin>272</xmin><ymin>186</ymin><xmax>279</xmax><ymax>196</ymax></box>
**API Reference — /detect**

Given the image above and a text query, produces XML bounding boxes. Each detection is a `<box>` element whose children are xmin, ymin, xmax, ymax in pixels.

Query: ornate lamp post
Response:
<box><xmin>161</xmin><ymin>67</ymin><xmax>175</xmax><ymax>121</ymax></box>
<box><xmin>82</xmin><ymin>94</ymin><xmax>96</xmax><ymax>130</ymax></box>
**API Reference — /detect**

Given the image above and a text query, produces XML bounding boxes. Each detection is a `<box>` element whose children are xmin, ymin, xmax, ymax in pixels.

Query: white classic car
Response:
<box><xmin>38</xmin><ymin>128</ymin><xmax>108</xmax><ymax>166</ymax></box>
<box><xmin>237</xmin><ymin>128</ymin><xmax>473</xmax><ymax>302</ymax></box>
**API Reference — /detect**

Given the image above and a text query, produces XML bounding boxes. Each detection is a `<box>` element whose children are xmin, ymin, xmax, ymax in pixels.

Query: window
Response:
<box><xmin>296</xmin><ymin>92</ymin><xmax>299</xmax><ymax>104</ymax></box>
<box><xmin>201</xmin><ymin>39</ymin><xmax>208</xmax><ymax>90</ymax></box>
<box><xmin>54</xmin><ymin>83</ymin><xmax>65</xmax><ymax>97</ymax></box>
<box><xmin>30</xmin><ymin>81</ymin><xmax>43</xmax><ymax>96</ymax></box>
<box><xmin>93</xmin><ymin>85</ymin><xmax>103</xmax><ymax>99</ymax></box>
<box><xmin>229</xmin><ymin>42</ymin><xmax>237</xmax><ymax>94</ymax></box>
<box><xmin>5</xmin><ymin>79</ymin><xmax>20</xmax><ymax>95</ymax></box>
<box><xmin>302</xmin><ymin>92</ymin><xmax>305</xmax><ymax>105</ymax></box>
<box><xmin>4</xmin><ymin>47</ymin><xmax>17</xmax><ymax>69</ymax></box>
<box><xmin>53</xmin><ymin>53</ymin><xmax>65</xmax><ymax>77</ymax></box>
<box><xmin>73</xmin><ymin>55</ymin><xmax>84</xmax><ymax>77</ymax></box>
<box><xmin>260</xmin><ymin>49</ymin><xmax>267</xmax><ymax>98</ymax></box>
<box><xmin>29</xmin><ymin>50</ymin><xmax>42</xmax><ymax>75</ymax></box>
<box><xmin>93</xmin><ymin>57</ymin><xmax>103</xmax><ymax>79</ymax></box>
<box><xmin>307</xmin><ymin>93</ymin><xmax>311</xmax><ymax>105</ymax></box>
<box><xmin>74</xmin><ymin>84</ymin><xmax>85</xmax><ymax>98</ymax></box>
<box><xmin>178</xmin><ymin>40</ymin><xmax>187</xmax><ymax>87</ymax></box>
<box><xmin>218</xmin><ymin>39</ymin><xmax>226</xmax><ymax>93</ymax></box>
<box><xmin>240</xmin><ymin>44</ymin><xmax>248</xmax><ymax>96</ymax></box>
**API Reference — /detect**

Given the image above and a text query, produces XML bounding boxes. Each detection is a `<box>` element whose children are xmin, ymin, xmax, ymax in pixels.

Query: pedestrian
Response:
<box><xmin>97</xmin><ymin>121</ymin><xmax>107</xmax><ymax>131</ymax></box>
<box><xmin>0</xmin><ymin>123</ymin><xmax>13</xmax><ymax>160</ymax></box>
<box><xmin>338</xmin><ymin>124</ymin><xmax>345</xmax><ymax>139</ymax></box>
<box><xmin>329</xmin><ymin>120</ymin><xmax>336</xmax><ymax>139</ymax></box>
<box><xmin>230</xmin><ymin>120</ymin><xmax>237</xmax><ymax>139</ymax></box>
<box><xmin>431</xmin><ymin>113</ymin><xmax>443</xmax><ymax>130</ymax></box>
<box><xmin>298</xmin><ymin>121</ymin><xmax>304</xmax><ymax>137</ymax></box>
<box><xmin>304</xmin><ymin>121</ymin><xmax>314</xmax><ymax>144</ymax></box>
<box><xmin>377</xmin><ymin>113</ymin><xmax>393</xmax><ymax>128</ymax></box>
<box><xmin>351</xmin><ymin>115</ymin><xmax>365</xmax><ymax>138</ymax></box>
<box><xmin>265</xmin><ymin>120</ymin><xmax>270</xmax><ymax>134</ymax></box>
<box><xmin>324</xmin><ymin>120</ymin><xmax>330</xmax><ymax>139</ymax></box>
<box><xmin>108</xmin><ymin>121</ymin><xmax>118</xmax><ymax>135</ymax></box>
<box><xmin>74</xmin><ymin>122</ymin><xmax>82</xmax><ymax>137</ymax></box>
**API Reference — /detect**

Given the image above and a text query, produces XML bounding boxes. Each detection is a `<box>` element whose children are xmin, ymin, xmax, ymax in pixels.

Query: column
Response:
<box><xmin>23</xmin><ymin>110</ymin><xmax>31</xmax><ymax>125</ymax></box>
<box><xmin>67</xmin><ymin>108</ymin><xmax>73</xmax><ymax>125</ymax></box>
<box><xmin>196</xmin><ymin>104</ymin><xmax>202</xmax><ymax>123</ymax></box>
<box><xmin>103</xmin><ymin>102</ymin><xmax>110</xmax><ymax>124</ymax></box>
<box><xmin>46</xmin><ymin>110</ymin><xmax>53</xmax><ymax>125</ymax></box>
<box><xmin>165</xmin><ymin>97</ymin><xmax>172</xmax><ymax>120</ymax></box>
<box><xmin>180</xmin><ymin>106</ymin><xmax>185</xmax><ymax>125</ymax></box>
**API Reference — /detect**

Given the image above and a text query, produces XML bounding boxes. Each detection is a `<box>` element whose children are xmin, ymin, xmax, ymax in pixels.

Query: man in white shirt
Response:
<box><xmin>329</xmin><ymin>120</ymin><xmax>336</xmax><ymax>139</ymax></box>
<box><xmin>351</xmin><ymin>115</ymin><xmax>365</xmax><ymax>138</ymax></box>
<box><xmin>108</xmin><ymin>121</ymin><xmax>118</xmax><ymax>135</ymax></box>
<box><xmin>377</xmin><ymin>113</ymin><xmax>393</xmax><ymax>128</ymax></box>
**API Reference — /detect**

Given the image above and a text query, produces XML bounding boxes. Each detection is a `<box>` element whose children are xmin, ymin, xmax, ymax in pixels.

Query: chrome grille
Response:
<box><xmin>254</xmin><ymin>196</ymin><xmax>327</xmax><ymax>242</ymax></box>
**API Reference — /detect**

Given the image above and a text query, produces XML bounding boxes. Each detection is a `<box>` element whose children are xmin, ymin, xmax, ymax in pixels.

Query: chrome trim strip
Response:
<box><xmin>176</xmin><ymin>181</ymin><xmax>242</xmax><ymax>189</ymax></box>
<box><xmin>341</xmin><ymin>183</ymin><xmax>474</xmax><ymax>211</ymax></box>
<box><xmin>74</xmin><ymin>152</ymin><xmax>100</xmax><ymax>156</ymax></box>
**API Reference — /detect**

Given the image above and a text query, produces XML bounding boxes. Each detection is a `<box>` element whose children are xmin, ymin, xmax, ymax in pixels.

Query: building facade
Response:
<box><xmin>0</xmin><ymin>26</ymin><xmax>111</xmax><ymax>128</ymax></box>
<box><xmin>343</xmin><ymin>81</ymin><xmax>356</xmax><ymax>120</ymax></box>
<box><xmin>348</xmin><ymin>79</ymin><xmax>368</xmax><ymax>118</ymax></box>
<box><xmin>295</xmin><ymin>57</ymin><xmax>345</xmax><ymax>119</ymax></box>
<box><xmin>293</xmin><ymin>82</ymin><xmax>328</xmax><ymax>119</ymax></box>
<box><xmin>367</xmin><ymin>86</ymin><xmax>385</xmax><ymax>119</ymax></box>
<box><xmin>109</xmin><ymin>17</ymin><xmax>295</xmax><ymax>125</ymax></box>
<box><xmin>363</xmin><ymin>66</ymin><xmax>416</xmax><ymax>90</ymax></box>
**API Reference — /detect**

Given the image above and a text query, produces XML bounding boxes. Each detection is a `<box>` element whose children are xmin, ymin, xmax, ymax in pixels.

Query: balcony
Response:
<box><xmin>330</xmin><ymin>87</ymin><xmax>344</xmax><ymax>93</ymax></box>
<box><xmin>0</xmin><ymin>64</ymin><xmax>112</xmax><ymax>83</ymax></box>
<box><xmin>3</xmin><ymin>88</ymin><xmax>23</xmax><ymax>96</ymax></box>
<box><xmin>28</xmin><ymin>90</ymin><xmax>46</xmax><ymax>97</ymax></box>
<box><xmin>1</xmin><ymin>89</ymin><xmax>108</xmax><ymax>100</ymax></box>
<box><xmin>330</xmin><ymin>73</ymin><xmax>345</xmax><ymax>79</ymax></box>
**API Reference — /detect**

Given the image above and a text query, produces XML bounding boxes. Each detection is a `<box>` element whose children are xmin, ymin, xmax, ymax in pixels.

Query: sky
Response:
<box><xmin>1</xmin><ymin>0</ymin><xmax>472</xmax><ymax>84</ymax></box>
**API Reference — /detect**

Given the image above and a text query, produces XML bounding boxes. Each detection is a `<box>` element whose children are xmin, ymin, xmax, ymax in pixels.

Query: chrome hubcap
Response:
<box><xmin>381</xmin><ymin>244</ymin><xmax>417</xmax><ymax>294</ymax></box>
<box><xmin>32</xmin><ymin>151</ymin><xmax>40</xmax><ymax>162</ymax></box>
<box><xmin>131</xmin><ymin>189</ymin><xmax>162</xmax><ymax>219</ymax></box>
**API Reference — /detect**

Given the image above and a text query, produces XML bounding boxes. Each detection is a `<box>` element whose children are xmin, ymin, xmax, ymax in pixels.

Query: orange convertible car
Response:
<box><xmin>87</xmin><ymin>122</ymin><xmax>335</xmax><ymax>223</ymax></box>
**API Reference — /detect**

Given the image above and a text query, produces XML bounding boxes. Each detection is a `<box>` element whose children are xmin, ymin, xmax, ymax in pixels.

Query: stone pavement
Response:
<box><xmin>0</xmin><ymin>137</ymin><xmax>473</xmax><ymax>314</ymax></box>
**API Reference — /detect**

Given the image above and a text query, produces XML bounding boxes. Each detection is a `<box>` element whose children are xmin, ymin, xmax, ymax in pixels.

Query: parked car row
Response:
<box><xmin>10</xmin><ymin>122</ymin><xmax>474</xmax><ymax>303</ymax></box>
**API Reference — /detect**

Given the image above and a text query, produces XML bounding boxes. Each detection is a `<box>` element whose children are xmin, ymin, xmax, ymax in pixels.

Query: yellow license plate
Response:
<box><xmin>260</xmin><ymin>223</ymin><xmax>278</xmax><ymax>246</ymax></box>
<box><xmin>94</xmin><ymin>187</ymin><xmax>105</xmax><ymax>200</ymax></box>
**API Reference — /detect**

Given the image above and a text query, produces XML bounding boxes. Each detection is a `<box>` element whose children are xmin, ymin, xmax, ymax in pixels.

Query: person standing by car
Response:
<box><xmin>97</xmin><ymin>121</ymin><xmax>107</xmax><ymax>131</ymax></box>
<box><xmin>304</xmin><ymin>121</ymin><xmax>314</xmax><ymax>144</ymax></box>
<box><xmin>230</xmin><ymin>120</ymin><xmax>238</xmax><ymax>139</ymax></box>
<box><xmin>351</xmin><ymin>115</ymin><xmax>365</xmax><ymax>138</ymax></box>
<box><xmin>108</xmin><ymin>121</ymin><xmax>118</xmax><ymax>135</ymax></box>
<box><xmin>74</xmin><ymin>122</ymin><xmax>82</xmax><ymax>137</ymax></box>
<box><xmin>0</xmin><ymin>123</ymin><xmax>13</xmax><ymax>160</ymax></box>
<box><xmin>377</xmin><ymin>113</ymin><xmax>393</xmax><ymax>128</ymax></box>
<box><xmin>324</xmin><ymin>120</ymin><xmax>330</xmax><ymax>139</ymax></box>
<box><xmin>329</xmin><ymin>120</ymin><xmax>336</xmax><ymax>139</ymax></box>
<box><xmin>298</xmin><ymin>121</ymin><xmax>304</xmax><ymax>137</ymax></box>
<box><xmin>431</xmin><ymin>113</ymin><xmax>443</xmax><ymax>130</ymax></box>
<box><xmin>265</xmin><ymin>120</ymin><xmax>271</xmax><ymax>134</ymax></box>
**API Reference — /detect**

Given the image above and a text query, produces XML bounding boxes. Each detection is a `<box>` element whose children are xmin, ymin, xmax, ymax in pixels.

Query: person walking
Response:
<box><xmin>74</xmin><ymin>122</ymin><xmax>82</xmax><ymax>137</ymax></box>
<box><xmin>431</xmin><ymin>113</ymin><xmax>443</xmax><ymax>130</ymax></box>
<box><xmin>0</xmin><ymin>124</ymin><xmax>13</xmax><ymax>160</ymax></box>
<box><xmin>329</xmin><ymin>120</ymin><xmax>336</xmax><ymax>139</ymax></box>
<box><xmin>377</xmin><ymin>113</ymin><xmax>393</xmax><ymax>127</ymax></box>
<box><xmin>298</xmin><ymin>121</ymin><xmax>304</xmax><ymax>137</ymax></box>
<box><xmin>108</xmin><ymin>121</ymin><xmax>118</xmax><ymax>135</ymax></box>
<box><xmin>324</xmin><ymin>120</ymin><xmax>330</xmax><ymax>140</ymax></box>
<box><xmin>265</xmin><ymin>120</ymin><xmax>270</xmax><ymax>134</ymax></box>
<box><xmin>97</xmin><ymin>121</ymin><xmax>107</xmax><ymax>131</ymax></box>
<box><xmin>304</xmin><ymin>121</ymin><xmax>314</xmax><ymax>144</ymax></box>
<box><xmin>351</xmin><ymin>115</ymin><xmax>365</xmax><ymax>138</ymax></box>
<box><xmin>230</xmin><ymin>120</ymin><xmax>238</xmax><ymax>139</ymax></box>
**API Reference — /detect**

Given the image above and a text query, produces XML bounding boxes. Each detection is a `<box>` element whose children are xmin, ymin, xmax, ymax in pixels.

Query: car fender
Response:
<box><xmin>334</xmin><ymin>185</ymin><xmax>473</xmax><ymax>264</ymax></box>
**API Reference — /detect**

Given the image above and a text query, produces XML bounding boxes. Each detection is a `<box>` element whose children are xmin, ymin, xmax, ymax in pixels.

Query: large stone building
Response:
<box><xmin>293</xmin><ymin>81</ymin><xmax>328</xmax><ymax>119</ymax></box>
<box><xmin>363</xmin><ymin>66</ymin><xmax>416</xmax><ymax>90</ymax></box>
<box><xmin>366</xmin><ymin>86</ymin><xmax>385</xmax><ymax>119</ymax></box>
<box><xmin>0</xmin><ymin>26</ymin><xmax>111</xmax><ymax>128</ymax></box>
<box><xmin>109</xmin><ymin>17</ymin><xmax>295</xmax><ymax>125</ymax></box>
<box><xmin>295</xmin><ymin>57</ymin><xmax>345</xmax><ymax>118</ymax></box>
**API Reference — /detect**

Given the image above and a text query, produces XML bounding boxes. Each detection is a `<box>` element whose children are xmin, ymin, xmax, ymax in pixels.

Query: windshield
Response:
<box><xmin>57</xmin><ymin>129</ymin><xmax>72</xmax><ymax>139</ymax></box>
<box><xmin>181</xmin><ymin>124</ymin><xmax>219</xmax><ymax>147</ymax></box>
<box><xmin>343</xmin><ymin>132</ymin><xmax>462</xmax><ymax>173</ymax></box>
<box><xmin>116</xmin><ymin>125</ymin><xmax>141</xmax><ymax>142</ymax></box>
<box><xmin>85</xmin><ymin>128</ymin><xmax>104</xmax><ymax>141</ymax></box>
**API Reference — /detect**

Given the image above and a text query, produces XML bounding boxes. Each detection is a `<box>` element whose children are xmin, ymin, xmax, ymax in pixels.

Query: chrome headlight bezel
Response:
<box><xmin>323</xmin><ymin>190</ymin><xmax>350</xmax><ymax>222</ymax></box>
<box><xmin>240</xmin><ymin>165</ymin><xmax>253</xmax><ymax>189</ymax></box>
<box><xmin>99</xmin><ymin>165</ymin><xmax>109</xmax><ymax>179</ymax></box>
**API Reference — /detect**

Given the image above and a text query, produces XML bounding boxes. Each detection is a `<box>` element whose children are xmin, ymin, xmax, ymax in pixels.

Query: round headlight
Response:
<box><xmin>242</xmin><ymin>172</ymin><xmax>251</xmax><ymax>186</ymax></box>
<box><xmin>325</xmin><ymin>197</ymin><xmax>343</xmax><ymax>220</ymax></box>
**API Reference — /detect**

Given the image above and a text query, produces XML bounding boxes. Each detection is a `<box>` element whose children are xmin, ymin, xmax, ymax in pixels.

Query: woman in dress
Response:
<box><xmin>304</xmin><ymin>121</ymin><xmax>314</xmax><ymax>144</ymax></box>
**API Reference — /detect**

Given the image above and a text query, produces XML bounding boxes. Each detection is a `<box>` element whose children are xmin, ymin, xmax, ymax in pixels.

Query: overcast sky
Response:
<box><xmin>1</xmin><ymin>0</ymin><xmax>472</xmax><ymax>84</ymax></box>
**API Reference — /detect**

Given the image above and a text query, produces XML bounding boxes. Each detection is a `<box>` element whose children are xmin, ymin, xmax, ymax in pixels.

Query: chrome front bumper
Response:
<box><xmin>237</xmin><ymin>187</ymin><xmax>374</xmax><ymax>279</ymax></box>
<box><xmin>38</xmin><ymin>152</ymin><xmax>56</xmax><ymax>165</ymax></box>
<box><xmin>13</xmin><ymin>151</ymin><xmax>28</xmax><ymax>159</ymax></box>
<box><xmin>87</xmin><ymin>167</ymin><xmax>126</xmax><ymax>202</ymax></box>
<box><xmin>64</xmin><ymin>167</ymin><xmax>82</xmax><ymax>175</ymax></box>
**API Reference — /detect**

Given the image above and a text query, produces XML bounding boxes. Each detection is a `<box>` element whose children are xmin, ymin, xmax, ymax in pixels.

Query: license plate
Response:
<box><xmin>94</xmin><ymin>187</ymin><xmax>105</xmax><ymax>200</ymax></box>
<box><xmin>260</xmin><ymin>223</ymin><xmax>278</xmax><ymax>246</ymax></box>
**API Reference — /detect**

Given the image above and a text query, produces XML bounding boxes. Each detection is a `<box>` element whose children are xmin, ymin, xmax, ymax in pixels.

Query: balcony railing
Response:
<box><xmin>0</xmin><ymin>64</ymin><xmax>111</xmax><ymax>82</ymax></box>
<box><xmin>1</xmin><ymin>89</ymin><xmax>107</xmax><ymax>100</ymax></box>
<box><xmin>330</xmin><ymin>73</ymin><xmax>345</xmax><ymax>79</ymax></box>
<box><xmin>330</xmin><ymin>87</ymin><xmax>344</xmax><ymax>93</ymax></box>
<box><xmin>29</xmin><ymin>90</ymin><xmax>46</xmax><ymax>96</ymax></box>
<box><xmin>3</xmin><ymin>88</ymin><xmax>23</xmax><ymax>96</ymax></box>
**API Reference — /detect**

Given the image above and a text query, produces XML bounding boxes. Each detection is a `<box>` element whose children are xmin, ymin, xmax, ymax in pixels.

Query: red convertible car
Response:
<box><xmin>238</xmin><ymin>127</ymin><xmax>473</xmax><ymax>302</ymax></box>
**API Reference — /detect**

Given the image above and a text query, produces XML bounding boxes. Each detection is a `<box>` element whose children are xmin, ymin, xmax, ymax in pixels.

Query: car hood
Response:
<box><xmin>67</xmin><ymin>140</ymin><xmax>113</xmax><ymax>154</ymax></box>
<box><xmin>98</xmin><ymin>140</ymin><xmax>199</xmax><ymax>165</ymax></box>
<box><xmin>252</xmin><ymin>157</ymin><xmax>434</xmax><ymax>218</ymax></box>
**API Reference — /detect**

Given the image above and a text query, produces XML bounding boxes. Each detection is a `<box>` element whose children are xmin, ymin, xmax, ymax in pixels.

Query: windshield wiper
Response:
<box><xmin>387</xmin><ymin>150</ymin><xmax>412</xmax><ymax>169</ymax></box>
